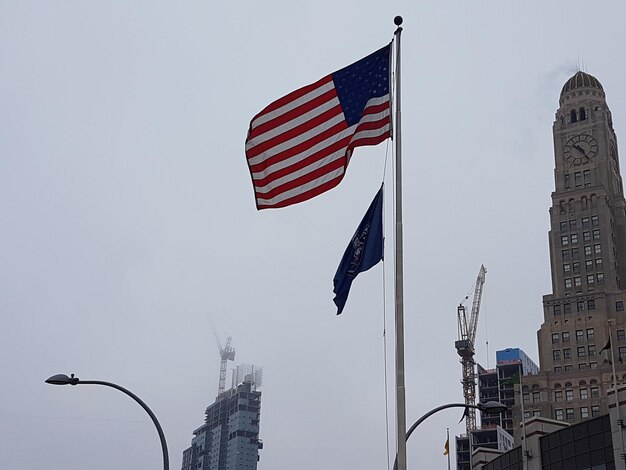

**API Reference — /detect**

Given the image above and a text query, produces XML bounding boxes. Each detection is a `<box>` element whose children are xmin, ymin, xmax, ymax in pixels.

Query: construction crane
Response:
<box><xmin>216</xmin><ymin>335</ymin><xmax>235</xmax><ymax>395</ymax></box>
<box><xmin>455</xmin><ymin>265</ymin><xmax>487</xmax><ymax>434</ymax></box>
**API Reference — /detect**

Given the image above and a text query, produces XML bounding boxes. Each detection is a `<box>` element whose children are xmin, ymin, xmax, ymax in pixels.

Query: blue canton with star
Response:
<box><xmin>331</xmin><ymin>45</ymin><xmax>390</xmax><ymax>126</ymax></box>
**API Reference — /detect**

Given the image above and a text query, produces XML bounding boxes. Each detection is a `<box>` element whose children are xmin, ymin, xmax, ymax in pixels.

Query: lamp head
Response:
<box><xmin>478</xmin><ymin>401</ymin><xmax>508</xmax><ymax>414</ymax></box>
<box><xmin>45</xmin><ymin>373</ymin><xmax>79</xmax><ymax>386</ymax></box>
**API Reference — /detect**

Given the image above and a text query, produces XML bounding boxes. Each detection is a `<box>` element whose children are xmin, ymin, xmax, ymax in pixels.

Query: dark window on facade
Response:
<box><xmin>579</xmin><ymin>107</ymin><xmax>587</xmax><ymax>120</ymax></box>
<box><xmin>617</xmin><ymin>329</ymin><xmax>626</xmax><ymax>341</ymax></box>
<box><xmin>560</xmin><ymin>221</ymin><xmax>568</xmax><ymax>231</ymax></box>
<box><xmin>588</xmin><ymin>345</ymin><xmax>596</xmax><ymax>357</ymax></box>
<box><xmin>569</xmin><ymin>220</ymin><xmax>577</xmax><ymax>230</ymax></box>
<box><xmin>562</xmin><ymin>331</ymin><xmax>570</xmax><ymax>342</ymax></box>
<box><xmin>553</xmin><ymin>305</ymin><xmax>561</xmax><ymax>315</ymax></box>
<box><xmin>617</xmin><ymin>301</ymin><xmax>624</xmax><ymax>311</ymax></box>
<box><xmin>587</xmin><ymin>328</ymin><xmax>594</xmax><ymax>340</ymax></box>
<box><xmin>576</xmin><ymin>330</ymin><xmax>584</xmax><ymax>341</ymax></box>
<box><xmin>570</xmin><ymin>109</ymin><xmax>578</xmax><ymax>123</ymax></box>
<box><xmin>574</xmin><ymin>172</ymin><xmax>582</xmax><ymax>187</ymax></box>
<box><xmin>564</xmin><ymin>303</ymin><xmax>572</xmax><ymax>314</ymax></box>
<box><xmin>592</xmin><ymin>215</ymin><xmax>599</xmax><ymax>227</ymax></box>
<box><xmin>577</xmin><ymin>301</ymin><xmax>585</xmax><ymax>312</ymax></box>
<box><xmin>577</xmin><ymin>346</ymin><xmax>586</xmax><ymax>357</ymax></box>
<box><xmin>572</xmin><ymin>247</ymin><xmax>580</xmax><ymax>258</ymax></box>
<box><xmin>587</xmin><ymin>299</ymin><xmax>595</xmax><ymax>310</ymax></box>
<box><xmin>552</xmin><ymin>333</ymin><xmax>560</xmax><ymax>344</ymax></box>
<box><xmin>563</xmin><ymin>348</ymin><xmax>572</xmax><ymax>359</ymax></box>
<box><xmin>553</xmin><ymin>350</ymin><xmax>561</xmax><ymax>360</ymax></box>
<box><xmin>593</xmin><ymin>229</ymin><xmax>600</xmax><ymax>239</ymax></box>
<box><xmin>571</xmin><ymin>234</ymin><xmax>578</xmax><ymax>244</ymax></box>
<box><xmin>583</xmin><ymin>231</ymin><xmax>591</xmax><ymax>241</ymax></box>
<box><xmin>573</xmin><ymin>262</ymin><xmax>581</xmax><ymax>272</ymax></box>
<box><xmin>582</xmin><ymin>216</ymin><xmax>590</xmax><ymax>228</ymax></box>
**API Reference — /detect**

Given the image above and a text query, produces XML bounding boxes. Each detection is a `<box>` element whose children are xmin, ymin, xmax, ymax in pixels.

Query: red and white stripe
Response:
<box><xmin>245</xmin><ymin>75</ymin><xmax>391</xmax><ymax>209</ymax></box>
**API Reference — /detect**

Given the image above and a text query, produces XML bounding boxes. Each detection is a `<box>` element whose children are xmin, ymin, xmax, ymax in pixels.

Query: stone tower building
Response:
<box><xmin>518</xmin><ymin>71</ymin><xmax>626</xmax><ymax>440</ymax></box>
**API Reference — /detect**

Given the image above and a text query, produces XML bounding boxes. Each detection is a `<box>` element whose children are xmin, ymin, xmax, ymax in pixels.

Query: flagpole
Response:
<box><xmin>607</xmin><ymin>320</ymin><xmax>625</xmax><ymax>459</ymax></box>
<box><xmin>392</xmin><ymin>15</ymin><xmax>408</xmax><ymax>470</ymax></box>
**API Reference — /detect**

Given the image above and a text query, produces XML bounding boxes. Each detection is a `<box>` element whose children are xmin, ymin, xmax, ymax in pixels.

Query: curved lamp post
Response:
<box><xmin>46</xmin><ymin>373</ymin><xmax>169</xmax><ymax>470</ymax></box>
<box><xmin>393</xmin><ymin>401</ymin><xmax>508</xmax><ymax>470</ymax></box>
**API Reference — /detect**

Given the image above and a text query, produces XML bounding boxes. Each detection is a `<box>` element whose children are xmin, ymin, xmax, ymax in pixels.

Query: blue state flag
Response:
<box><xmin>333</xmin><ymin>187</ymin><xmax>384</xmax><ymax>315</ymax></box>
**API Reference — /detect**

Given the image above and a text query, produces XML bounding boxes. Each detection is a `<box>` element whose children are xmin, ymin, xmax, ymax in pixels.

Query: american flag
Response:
<box><xmin>245</xmin><ymin>44</ymin><xmax>392</xmax><ymax>210</ymax></box>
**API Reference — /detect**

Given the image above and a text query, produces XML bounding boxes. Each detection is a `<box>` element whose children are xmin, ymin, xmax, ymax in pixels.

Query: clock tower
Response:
<box><xmin>517</xmin><ymin>72</ymin><xmax>626</xmax><ymax>442</ymax></box>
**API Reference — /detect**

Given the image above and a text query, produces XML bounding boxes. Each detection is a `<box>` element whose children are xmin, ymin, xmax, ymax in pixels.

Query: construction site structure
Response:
<box><xmin>455</xmin><ymin>265</ymin><xmax>487</xmax><ymax>434</ymax></box>
<box><xmin>216</xmin><ymin>336</ymin><xmax>235</xmax><ymax>395</ymax></box>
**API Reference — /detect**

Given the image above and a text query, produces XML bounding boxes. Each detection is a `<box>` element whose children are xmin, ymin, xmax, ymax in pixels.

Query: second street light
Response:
<box><xmin>393</xmin><ymin>401</ymin><xmax>508</xmax><ymax>470</ymax></box>
<box><xmin>45</xmin><ymin>373</ymin><xmax>169</xmax><ymax>470</ymax></box>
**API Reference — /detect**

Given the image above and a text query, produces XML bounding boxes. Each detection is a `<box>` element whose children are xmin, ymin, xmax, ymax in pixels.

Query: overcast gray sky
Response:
<box><xmin>3</xmin><ymin>1</ymin><xmax>626</xmax><ymax>469</ymax></box>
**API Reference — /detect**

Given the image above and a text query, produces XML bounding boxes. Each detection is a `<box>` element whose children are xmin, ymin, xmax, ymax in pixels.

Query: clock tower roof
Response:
<box><xmin>560</xmin><ymin>71</ymin><xmax>604</xmax><ymax>97</ymax></box>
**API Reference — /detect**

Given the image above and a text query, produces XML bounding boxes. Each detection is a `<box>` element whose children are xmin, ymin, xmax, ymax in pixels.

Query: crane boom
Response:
<box><xmin>216</xmin><ymin>335</ymin><xmax>235</xmax><ymax>395</ymax></box>
<box><xmin>455</xmin><ymin>265</ymin><xmax>487</xmax><ymax>434</ymax></box>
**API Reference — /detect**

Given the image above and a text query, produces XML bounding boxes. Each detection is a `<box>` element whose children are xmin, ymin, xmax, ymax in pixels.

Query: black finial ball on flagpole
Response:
<box><xmin>394</xmin><ymin>16</ymin><xmax>403</xmax><ymax>26</ymax></box>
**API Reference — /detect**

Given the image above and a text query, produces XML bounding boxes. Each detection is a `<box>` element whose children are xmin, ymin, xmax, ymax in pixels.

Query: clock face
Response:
<box><xmin>563</xmin><ymin>134</ymin><xmax>598</xmax><ymax>165</ymax></box>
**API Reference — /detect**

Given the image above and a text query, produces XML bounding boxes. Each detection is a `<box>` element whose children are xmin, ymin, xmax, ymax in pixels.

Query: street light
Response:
<box><xmin>393</xmin><ymin>401</ymin><xmax>508</xmax><ymax>470</ymax></box>
<box><xmin>45</xmin><ymin>373</ymin><xmax>169</xmax><ymax>470</ymax></box>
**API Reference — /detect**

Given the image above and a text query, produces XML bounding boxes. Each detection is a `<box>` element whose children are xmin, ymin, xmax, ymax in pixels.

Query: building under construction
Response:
<box><xmin>181</xmin><ymin>339</ymin><xmax>263</xmax><ymax>470</ymax></box>
<box><xmin>455</xmin><ymin>348</ymin><xmax>538</xmax><ymax>470</ymax></box>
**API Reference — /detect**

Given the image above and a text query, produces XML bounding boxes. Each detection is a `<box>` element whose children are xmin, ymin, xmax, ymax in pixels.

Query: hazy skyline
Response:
<box><xmin>3</xmin><ymin>1</ymin><xmax>626</xmax><ymax>469</ymax></box>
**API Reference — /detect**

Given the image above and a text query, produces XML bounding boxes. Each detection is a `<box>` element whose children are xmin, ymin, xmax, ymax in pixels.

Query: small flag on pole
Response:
<box><xmin>245</xmin><ymin>45</ymin><xmax>392</xmax><ymax>209</ymax></box>
<box><xmin>333</xmin><ymin>187</ymin><xmax>384</xmax><ymax>314</ymax></box>
<box><xmin>443</xmin><ymin>437</ymin><xmax>449</xmax><ymax>456</ymax></box>
<box><xmin>600</xmin><ymin>339</ymin><xmax>611</xmax><ymax>353</ymax></box>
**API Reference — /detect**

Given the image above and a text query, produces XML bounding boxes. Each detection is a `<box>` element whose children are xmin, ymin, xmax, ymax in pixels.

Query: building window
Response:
<box><xmin>594</xmin><ymin>244</ymin><xmax>602</xmax><ymax>254</ymax></box>
<box><xmin>577</xmin><ymin>301</ymin><xmax>585</xmax><ymax>312</ymax></box>
<box><xmin>554</xmin><ymin>366</ymin><xmax>562</xmax><ymax>373</ymax></box>
<box><xmin>580</xmin><ymin>406</ymin><xmax>589</xmax><ymax>418</ymax></box>
<box><xmin>593</xmin><ymin>229</ymin><xmax>600</xmax><ymax>239</ymax></box>
<box><xmin>565</xmin><ymin>279</ymin><xmax>572</xmax><ymax>288</ymax></box>
<box><xmin>571</xmin><ymin>234</ymin><xmax>578</xmax><ymax>244</ymax></box>
<box><xmin>572</xmin><ymin>248</ymin><xmax>580</xmax><ymax>258</ymax></box>
<box><xmin>577</xmin><ymin>346</ymin><xmax>586</xmax><ymax>357</ymax></box>
<box><xmin>562</xmin><ymin>249</ymin><xmax>570</xmax><ymax>260</ymax></box>
<box><xmin>579</xmin><ymin>363</ymin><xmax>588</xmax><ymax>370</ymax></box>
<box><xmin>576</xmin><ymin>330</ymin><xmax>584</xmax><ymax>341</ymax></box>
<box><xmin>592</xmin><ymin>215</ymin><xmax>599</xmax><ymax>227</ymax></box>
<box><xmin>584</xmin><ymin>245</ymin><xmax>592</xmax><ymax>256</ymax></box>
<box><xmin>588</xmin><ymin>299</ymin><xmax>596</xmax><ymax>310</ymax></box>
<box><xmin>587</xmin><ymin>328</ymin><xmax>594</xmax><ymax>340</ymax></box>
<box><xmin>574</xmin><ymin>172</ymin><xmax>582</xmax><ymax>187</ymax></box>
<box><xmin>533</xmin><ymin>410</ymin><xmax>541</xmax><ymax>417</ymax></box>
<box><xmin>591</xmin><ymin>386</ymin><xmax>599</xmax><ymax>398</ymax></box>
<box><xmin>591</xmin><ymin>405</ymin><xmax>600</xmax><ymax>417</ymax></box>
<box><xmin>583</xmin><ymin>231</ymin><xmax>591</xmax><ymax>241</ymax></box>
<box><xmin>590</xmin><ymin>362</ymin><xmax>597</xmax><ymax>369</ymax></box>
<box><xmin>565</xmin><ymin>389</ymin><xmax>574</xmax><ymax>401</ymax></box>
<box><xmin>563</xmin><ymin>263</ymin><xmax>571</xmax><ymax>273</ymax></box>
<box><xmin>552</xmin><ymin>333</ymin><xmax>560</xmax><ymax>344</ymax></box>
<box><xmin>580</xmin><ymin>107</ymin><xmax>587</xmax><ymax>121</ymax></box>
<box><xmin>563</xmin><ymin>348</ymin><xmax>572</xmax><ymax>359</ymax></box>
<box><xmin>588</xmin><ymin>345</ymin><xmax>596</xmax><ymax>357</ymax></box>
<box><xmin>553</xmin><ymin>305</ymin><xmax>561</xmax><ymax>315</ymax></box>
<box><xmin>574</xmin><ymin>277</ymin><xmax>582</xmax><ymax>287</ymax></box>
<box><xmin>555</xmin><ymin>409</ymin><xmax>564</xmax><ymax>420</ymax></box>
<box><xmin>619</xmin><ymin>347</ymin><xmax>626</xmax><ymax>359</ymax></box>
<box><xmin>532</xmin><ymin>391</ymin><xmax>540</xmax><ymax>402</ymax></box>
<box><xmin>585</xmin><ymin>260</ymin><xmax>593</xmax><ymax>270</ymax></box>
<box><xmin>580</xmin><ymin>388</ymin><xmax>588</xmax><ymax>400</ymax></box>
<box><xmin>523</xmin><ymin>410</ymin><xmax>530</xmax><ymax>419</ymax></box>
<box><xmin>564</xmin><ymin>303</ymin><xmax>572</xmax><ymax>315</ymax></box>
<box><xmin>565</xmin><ymin>365</ymin><xmax>573</xmax><ymax>371</ymax></box>
<box><xmin>597</xmin><ymin>273</ymin><xmax>604</xmax><ymax>283</ymax></box>
<box><xmin>618</xmin><ymin>329</ymin><xmax>626</xmax><ymax>341</ymax></box>
<box><xmin>562</xmin><ymin>331</ymin><xmax>570</xmax><ymax>342</ymax></box>
<box><xmin>573</xmin><ymin>262</ymin><xmax>581</xmax><ymax>272</ymax></box>
<box><xmin>561</xmin><ymin>235</ymin><xmax>569</xmax><ymax>246</ymax></box>
<box><xmin>584</xmin><ymin>169</ymin><xmax>591</xmax><ymax>184</ymax></box>
<box><xmin>582</xmin><ymin>217</ymin><xmax>590</xmax><ymax>228</ymax></box>
<box><xmin>596</xmin><ymin>258</ymin><xmax>603</xmax><ymax>268</ymax></box>
<box><xmin>554</xmin><ymin>390</ymin><xmax>563</xmax><ymax>401</ymax></box>
<box><xmin>523</xmin><ymin>393</ymin><xmax>529</xmax><ymax>403</ymax></box>
<box><xmin>566</xmin><ymin>408</ymin><xmax>575</xmax><ymax>420</ymax></box>
<box><xmin>617</xmin><ymin>301</ymin><xmax>624</xmax><ymax>312</ymax></box>
<box><xmin>560</xmin><ymin>221</ymin><xmax>568</xmax><ymax>231</ymax></box>
<box><xmin>553</xmin><ymin>350</ymin><xmax>561</xmax><ymax>360</ymax></box>
<box><xmin>587</xmin><ymin>274</ymin><xmax>595</xmax><ymax>284</ymax></box>
<box><xmin>570</xmin><ymin>109</ymin><xmax>578</xmax><ymax>123</ymax></box>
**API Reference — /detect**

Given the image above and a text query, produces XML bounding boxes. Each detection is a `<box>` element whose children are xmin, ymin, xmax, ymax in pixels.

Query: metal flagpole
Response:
<box><xmin>392</xmin><ymin>15</ymin><xmax>408</xmax><ymax>470</ymax></box>
<box><xmin>607</xmin><ymin>321</ymin><xmax>626</xmax><ymax>458</ymax></box>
